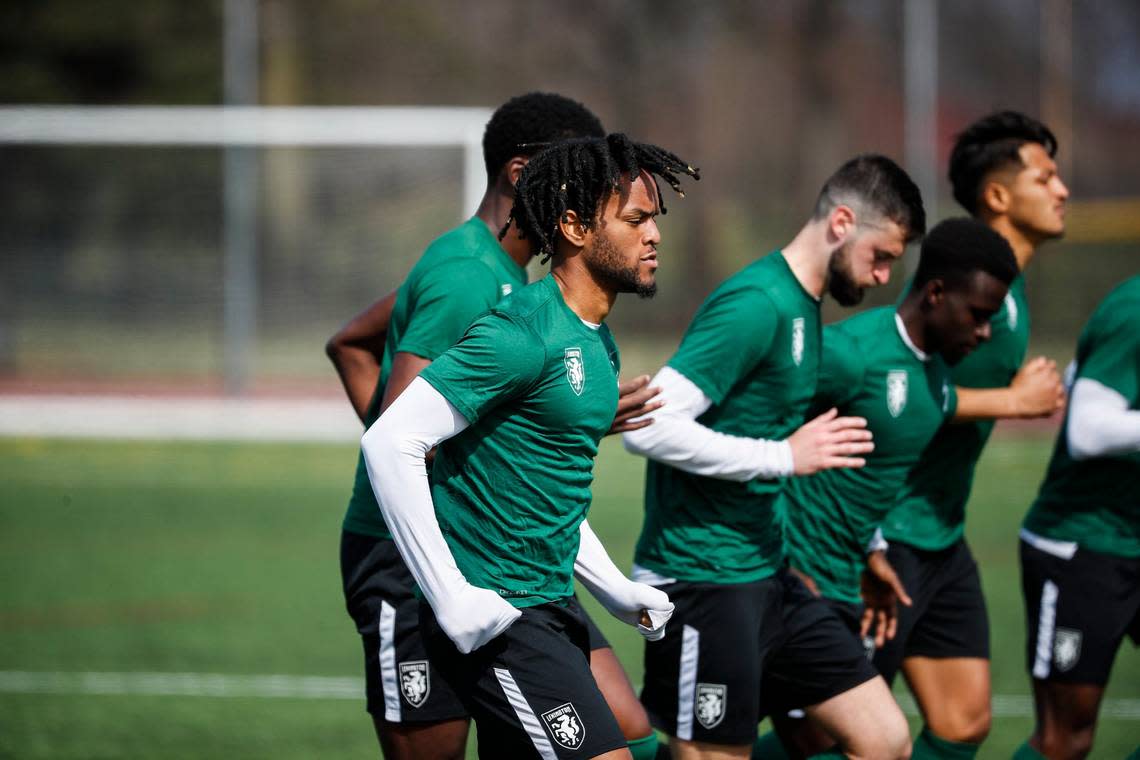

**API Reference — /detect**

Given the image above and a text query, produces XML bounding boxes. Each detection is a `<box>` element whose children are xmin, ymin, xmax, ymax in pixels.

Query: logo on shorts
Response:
<box><xmin>791</xmin><ymin>318</ymin><xmax>805</xmax><ymax>367</ymax></box>
<box><xmin>887</xmin><ymin>370</ymin><xmax>908</xmax><ymax>418</ymax></box>
<box><xmin>398</xmin><ymin>661</ymin><xmax>430</xmax><ymax>708</ymax></box>
<box><xmin>695</xmin><ymin>683</ymin><xmax>727</xmax><ymax>729</ymax></box>
<box><xmin>541</xmin><ymin>702</ymin><xmax>585</xmax><ymax>750</ymax></box>
<box><xmin>1053</xmin><ymin>628</ymin><xmax>1082</xmax><ymax>672</ymax></box>
<box><xmin>861</xmin><ymin>634</ymin><xmax>876</xmax><ymax>660</ymax></box>
<box><xmin>564</xmin><ymin>347</ymin><xmax>585</xmax><ymax>396</ymax></box>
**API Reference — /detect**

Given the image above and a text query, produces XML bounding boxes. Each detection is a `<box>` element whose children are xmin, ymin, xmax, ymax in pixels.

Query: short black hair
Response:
<box><xmin>812</xmin><ymin>154</ymin><xmax>926</xmax><ymax>242</ymax></box>
<box><xmin>913</xmin><ymin>217</ymin><xmax>1018</xmax><ymax>290</ymax></box>
<box><xmin>503</xmin><ymin>133</ymin><xmax>699</xmax><ymax>261</ymax></box>
<box><xmin>482</xmin><ymin>92</ymin><xmax>605</xmax><ymax>178</ymax></box>
<box><xmin>949</xmin><ymin>111</ymin><xmax>1058</xmax><ymax>215</ymax></box>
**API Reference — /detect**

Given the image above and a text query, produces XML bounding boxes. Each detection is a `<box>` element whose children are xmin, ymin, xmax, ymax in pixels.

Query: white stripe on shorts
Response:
<box><xmin>1033</xmin><ymin>580</ymin><xmax>1059</xmax><ymax>679</ymax></box>
<box><xmin>676</xmin><ymin>624</ymin><xmax>699</xmax><ymax>741</ymax></box>
<box><xmin>379</xmin><ymin>601</ymin><xmax>400</xmax><ymax>722</ymax></box>
<box><xmin>493</xmin><ymin>667</ymin><xmax>558</xmax><ymax>760</ymax></box>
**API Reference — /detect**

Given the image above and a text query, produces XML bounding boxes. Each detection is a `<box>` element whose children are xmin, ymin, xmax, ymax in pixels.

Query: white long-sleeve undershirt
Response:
<box><xmin>622</xmin><ymin>366</ymin><xmax>794</xmax><ymax>480</ymax></box>
<box><xmin>361</xmin><ymin>377</ymin><xmax>520</xmax><ymax>654</ymax></box>
<box><xmin>1067</xmin><ymin>377</ymin><xmax>1140</xmax><ymax>460</ymax></box>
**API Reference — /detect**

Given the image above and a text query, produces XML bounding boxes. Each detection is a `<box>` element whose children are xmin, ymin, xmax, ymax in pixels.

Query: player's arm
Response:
<box><xmin>952</xmin><ymin>356</ymin><xmax>1065</xmax><ymax>422</ymax></box>
<box><xmin>380</xmin><ymin>352</ymin><xmax>431</xmax><ymax>413</ymax></box>
<box><xmin>607</xmin><ymin>374</ymin><xmax>664</xmax><ymax>435</ymax></box>
<box><xmin>860</xmin><ymin>548</ymin><xmax>913</xmax><ymax>648</ymax></box>
<box><xmin>325</xmin><ymin>289</ymin><xmax>397</xmax><ymax>423</ymax></box>
<box><xmin>1067</xmin><ymin>378</ymin><xmax>1140</xmax><ymax>459</ymax></box>
<box><xmin>361</xmin><ymin>376</ymin><xmax>520</xmax><ymax>654</ymax></box>
<box><xmin>574</xmin><ymin>519</ymin><xmax>674</xmax><ymax>639</ymax></box>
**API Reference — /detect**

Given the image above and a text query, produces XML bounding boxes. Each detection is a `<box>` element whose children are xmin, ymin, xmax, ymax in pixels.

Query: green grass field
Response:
<box><xmin>1</xmin><ymin>435</ymin><xmax>1137</xmax><ymax>758</ymax></box>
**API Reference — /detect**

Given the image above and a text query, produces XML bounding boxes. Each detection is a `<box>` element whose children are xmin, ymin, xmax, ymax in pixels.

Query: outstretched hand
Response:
<box><xmin>607</xmin><ymin>375</ymin><xmax>664</xmax><ymax>435</ymax></box>
<box><xmin>860</xmin><ymin>550</ymin><xmax>912</xmax><ymax>648</ymax></box>
<box><xmin>788</xmin><ymin>408</ymin><xmax>874</xmax><ymax>475</ymax></box>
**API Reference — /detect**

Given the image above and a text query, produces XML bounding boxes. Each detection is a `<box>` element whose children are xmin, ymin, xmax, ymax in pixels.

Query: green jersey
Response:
<box><xmin>635</xmin><ymin>251</ymin><xmax>821</xmax><ymax>583</ymax></box>
<box><xmin>1024</xmin><ymin>276</ymin><xmax>1140</xmax><ymax>558</ymax></box>
<box><xmin>882</xmin><ymin>276</ymin><xmax>1030</xmax><ymax>550</ymax></box>
<box><xmin>421</xmin><ymin>274</ymin><xmax>621</xmax><ymax>607</ymax></box>
<box><xmin>783</xmin><ymin>307</ymin><xmax>957</xmax><ymax>603</ymax></box>
<box><xmin>342</xmin><ymin>217</ymin><xmax>528</xmax><ymax>539</ymax></box>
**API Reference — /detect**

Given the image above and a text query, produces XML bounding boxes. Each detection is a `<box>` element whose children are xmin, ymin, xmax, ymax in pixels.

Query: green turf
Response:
<box><xmin>1</xmin><ymin>435</ymin><xmax>1137</xmax><ymax>758</ymax></box>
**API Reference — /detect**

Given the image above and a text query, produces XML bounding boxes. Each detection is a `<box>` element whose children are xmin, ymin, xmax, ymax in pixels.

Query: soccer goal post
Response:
<box><xmin>0</xmin><ymin>106</ymin><xmax>492</xmax><ymax>394</ymax></box>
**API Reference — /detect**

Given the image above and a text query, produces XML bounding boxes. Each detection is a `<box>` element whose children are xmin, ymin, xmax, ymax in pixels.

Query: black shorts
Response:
<box><xmin>871</xmin><ymin>539</ymin><xmax>989</xmax><ymax>684</ymax></box>
<box><xmin>421</xmin><ymin>596</ymin><xmax>627</xmax><ymax>759</ymax></box>
<box><xmin>1020</xmin><ymin>538</ymin><xmax>1140</xmax><ymax>685</ymax></box>
<box><xmin>824</xmin><ymin>598</ymin><xmax>875</xmax><ymax>661</ymax></box>
<box><xmin>340</xmin><ymin>531</ymin><xmax>612</xmax><ymax>724</ymax></box>
<box><xmin>640</xmin><ymin>570</ymin><xmax>878</xmax><ymax>746</ymax></box>
<box><xmin>340</xmin><ymin>530</ymin><xmax>467</xmax><ymax>722</ymax></box>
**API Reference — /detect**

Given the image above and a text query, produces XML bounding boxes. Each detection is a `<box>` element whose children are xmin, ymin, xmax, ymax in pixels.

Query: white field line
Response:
<box><xmin>0</xmin><ymin>396</ymin><xmax>361</xmax><ymax>443</ymax></box>
<box><xmin>1</xmin><ymin>671</ymin><xmax>1139</xmax><ymax>719</ymax></box>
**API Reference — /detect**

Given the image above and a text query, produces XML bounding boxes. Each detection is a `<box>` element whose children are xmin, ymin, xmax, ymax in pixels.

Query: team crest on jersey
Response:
<box><xmin>541</xmin><ymin>702</ymin><xmax>585</xmax><ymax>750</ymax></box>
<box><xmin>501</xmin><ymin>283</ymin><xmax>513</xmax><ymax>298</ymax></box>
<box><xmin>564</xmin><ymin>347</ymin><xmax>585</xmax><ymax>396</ymax></box>
<box><xmin>1005</xmin><ymin>292</ymin><xmax>1018</xmax><ymax>330</ymax></box>
<box><xmin>887</xmin><ymin>370</ymin><xmax>908</xmax><ymax>418</ymax></box>
<box><xmin>1053</xmin><ymin>628</ymin><xmax>1082</xmax><ymax>672</ymax></box>
<box><xmin>399</xmin><ymin>661</ymin><xmax>430</xmax><ymax>708</ymax></box>
<box><xmin>695</xmin><ymin>683</ymin><xmax>727</xmax><ymax>729</ymax></box>
<box><xmin>791</xmin><ymin>318</ymin><xmax>805</xmax><ymax>366</ymax></box>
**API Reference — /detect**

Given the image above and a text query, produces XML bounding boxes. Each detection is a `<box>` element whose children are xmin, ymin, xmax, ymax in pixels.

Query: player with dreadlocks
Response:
<box><xmin>362</xmin><ymin>134</ymin><xmax>697</xmax><ymax>759</ymax></box>
<box><xmin>329</xmin><ymin>94</ymin><xmax>667</xmax><ymax>760</ymax></box>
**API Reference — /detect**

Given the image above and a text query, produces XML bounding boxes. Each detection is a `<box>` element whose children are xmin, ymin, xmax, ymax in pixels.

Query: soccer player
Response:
<box><xmin>362</xmin><ymin>134</ymin><xmax>698</xmax><ymax>759</ymax></box>
<box><xmin>624</xmin><ymin>154</ymin><xmax>924</xmax><ymax>760</ymax></box>
<box><xmin>777</xmin><ymin>218</ymin><xmax>1020</xmax><ymax>756</ymax></box>
<box><xmin>328</xmin><ymin>94</ymin><xmax>662</xmax><ymax>760</ymax></box>
<box><xmin>1015</xmin><ymin>275</ymin><xmax>1140</xmax><ymax>760</ymax></box>
<box><xmin>874</xmin><ymin>112</ymin><xmax>1069</xmax><ymax>759</ymax></box>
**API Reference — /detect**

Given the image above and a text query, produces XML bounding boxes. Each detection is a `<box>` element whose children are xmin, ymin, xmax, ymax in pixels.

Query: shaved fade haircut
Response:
<box><xmin>949</xmin><ymin>111</ymin><xmax>1058</xmax><ymax>216</ymax></box>
<box><xmin>813</xmin><ymin>154</ymin><xmax>926</xmax><ymax>242</ymax></box>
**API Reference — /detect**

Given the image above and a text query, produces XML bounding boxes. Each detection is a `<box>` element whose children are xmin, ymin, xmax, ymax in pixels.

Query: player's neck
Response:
<box><xmin>986</xmin><ymin>216</ymin><xmax>1038</xmax><ymax>272</ymax></box>
<box><xmin>896</xmin><ymin>297</ymin><xmax>930</xmax><ymax>354</ymax></box>
<box><xmin>781</xmin><ymin>221</ymin><xmax>830</xmax><ymax>299</ymax></box>
<box><xmin>475</xmin><ymin>185</ymin><xmax>532</xmax><ymax>269</ymax></box>
<box><xmin>551</xmin><ymin>263</ymin><xmax>615</xmax><ymax>325</ymax></box>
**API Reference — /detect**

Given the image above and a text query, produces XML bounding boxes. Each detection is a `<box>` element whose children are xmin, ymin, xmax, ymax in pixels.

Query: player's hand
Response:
<box><xmin>434</xmin><ymin>585</ymin><xmax>521</xmax><ymax>654</ymax></box>
<box><xmin>598</xmin><ymin>579</ymin><xmax>674</xmax><ymax>641</ymax></box>
<box><xmin>607</xmin><ymin>375</ymin><xmax>664</xmax><ymax>435</ymax></box>
<box><xmin>788</xmin><ymin>566</ymin><xmax>821</xmax><ymax>597</ymax></box>
<box><xmin>787</xmin><ymin>408</ymin><xmax>874</xmax><ymax>475</ymax></box>
<box><xmin>859</xmin><ymin>550</ymin><xmax>912</xmax><ymax>648</ymax></box>
<box><xmin>1011</xmin><ymin>356</ymin><xmax>1066</xmax><ymax>418</ymax></box>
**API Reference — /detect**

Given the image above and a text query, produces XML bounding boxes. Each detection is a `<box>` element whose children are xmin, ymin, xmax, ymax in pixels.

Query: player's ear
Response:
<box><xmin>980</xmin><ymin>179</ymin><xmax>1011</xmax><ymax>216</ymax></box>
<box><xmin>506</xmin><ymin>157</ymin><xmax>529</xmax><ymax>188</ymax></box>
<box><xmin>828</xmin><ymin>205</ymin><xmax>857</xmax><ymax>242</ymax></box>
<box><xmin>924</xmin><ymin>279</ymin><xmax>946</xmax><ymax>307</ymax></box>
<box><xmin>558</xmin><ymin>210</ymin><xmax>589</xmax><ymax>250</ymax></box>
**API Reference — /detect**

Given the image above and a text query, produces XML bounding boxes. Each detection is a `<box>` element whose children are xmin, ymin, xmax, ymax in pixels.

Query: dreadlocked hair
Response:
<box><xmin>500</xmin><ymin>133</ymin><xmax>699</xmax><ymax>262</ymax></box>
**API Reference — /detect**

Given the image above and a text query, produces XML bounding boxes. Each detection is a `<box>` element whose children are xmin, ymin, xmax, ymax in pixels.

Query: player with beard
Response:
<box><xmin>874</xmin><ymin>112</ymin><xmax>1068</xmax><ymax>760</ymax></box>
<box><xmin>773</xmin><ymin>219</ymin><xmax>1020</xmax><ymax>758</ymax></box>
<box><xmin>624</xmin><ymin>155</ymin><xmax>924</xmax><ymax>760</ymax></box>
<box><xmin>362</xmin><ymin>134</ymin><xmax>698</xmax><ymax>759</ymax></box>
<box><xmin>329</xmin><ymin>94</ymin><xmax>665</xmax><ymax>760</ymax></box>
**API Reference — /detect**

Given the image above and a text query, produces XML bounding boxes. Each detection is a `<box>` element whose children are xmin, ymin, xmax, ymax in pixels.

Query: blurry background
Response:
<box><xmin>1</xmin><ymin>1</ymin><xmax>1138</xmax><ymax>757</ymax></box>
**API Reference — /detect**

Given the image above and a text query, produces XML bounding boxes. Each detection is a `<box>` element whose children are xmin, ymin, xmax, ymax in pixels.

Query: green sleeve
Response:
<box><xmin>668</xmin><ymin>287</ymin><xmax>778</xmax><ymax>404</ymax></box>
<box><xmin>1078</xmin><ymin>308</ymin><xmax>1140</xmax><ymax>400</ymax></box>
<box><xmin>419</xmin><ymin>312</ymin><xmax>544</xmax><ymax>423</ymax></box>
<box><xmin>812</xmin><ymin>325</ymin><xmax>864</xmax><ymax>410</ymax></box>
<box><xmin>397</xmin><ymin>261</ymin><xmax>499</xmax><ymax>360</ymax></box>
